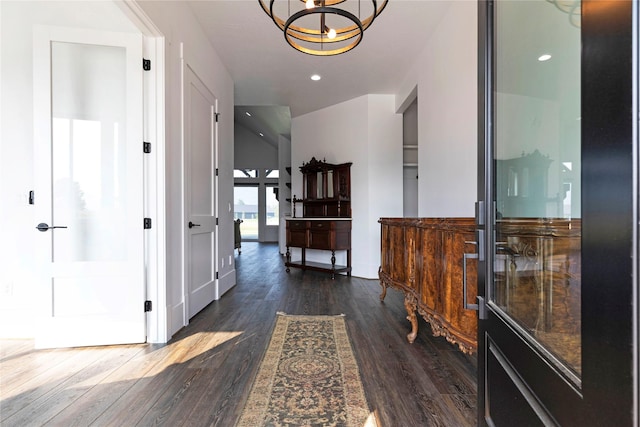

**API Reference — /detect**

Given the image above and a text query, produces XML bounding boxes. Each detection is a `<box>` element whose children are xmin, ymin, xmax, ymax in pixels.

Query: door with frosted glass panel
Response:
<box><xmin>33</xmin><ymin>27</ymin><xmax>145</xmax><ymax>348</ymax></box>
<box><xmin>477</xmin><ymin>1</ymin><xmax>636</xmax><ymax>425</ymax></box>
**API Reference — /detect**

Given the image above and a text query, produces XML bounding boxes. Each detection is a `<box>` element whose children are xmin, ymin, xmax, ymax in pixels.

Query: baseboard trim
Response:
<box><xmin>169</xmin><ymin>301</ymin><xmax>185</xmax><ymax>337</ymax></box>
<box><xmin>216</xmin><ymin>269</ymin><xmax>236</xmax><ymax>300</ymax></box>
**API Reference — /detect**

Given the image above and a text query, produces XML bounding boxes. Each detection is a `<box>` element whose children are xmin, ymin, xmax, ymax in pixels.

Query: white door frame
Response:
<box><xmin>116</xmin><ymin>2</ymin><xmax>167</xmax><ymax>343</ymax></box>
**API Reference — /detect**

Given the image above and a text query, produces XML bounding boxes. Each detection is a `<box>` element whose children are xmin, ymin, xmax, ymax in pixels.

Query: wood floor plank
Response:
<box><xmin>2</xmin><ymin>346</ymin><xmax>139</xmax><ymax>426</ymax></box>
<box><xmin>44</xmin><ymin>345</ymin><xmax>165</xmax><ymax>426</ymax></box>
<box><xmin>1</xmin><ymin>347</ymin><xmax>112</xmax><ymax>422</ymax></box>
<box><xmin>0</xmin><ymin>242</ymin><xmax>477</xmax><ymax>426</ymax></box>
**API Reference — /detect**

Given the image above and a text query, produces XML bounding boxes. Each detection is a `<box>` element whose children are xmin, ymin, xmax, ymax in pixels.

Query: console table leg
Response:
<box><xmin>404</xmin><ymin>295</ymin><xmax>419</xmax><ymax>343</ymax></box>
<box><xmin>285</xmin><ymin>246</ymin><xmax>290</xmax><ymax>273</ymax></box>
<box><xmin>331</xmin><ymin>251</ymin><xmax>336</xmax><ymax>280</ymax></box>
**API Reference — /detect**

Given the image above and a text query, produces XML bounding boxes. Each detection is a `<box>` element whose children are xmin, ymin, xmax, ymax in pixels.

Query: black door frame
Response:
<box><xmin>477</xmin><ymin>0</ymin><xmax>638</xmax><ymax>424</ymax></box>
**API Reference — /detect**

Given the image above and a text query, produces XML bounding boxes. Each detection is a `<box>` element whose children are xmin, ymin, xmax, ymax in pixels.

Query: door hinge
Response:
<box><xmin>144</xmin><ymin>218</ymin><xmax>152</xmax><ymax>229</ymax></box>
<box><xmin>143</xmin><ymin>141</ymin><xmax>151</xmax><ymax>153</ymax></box>
<box><xmin>29</xmin><ymin>190</ymin><xmax>35</xmax><ymax>205</ymax></box>
<box><xmin>215</xmin><ymin>272</ymin><xmax>219</xmax><ymax>280</ymax></box>
<box><xmin>144</xmin><ymin>300</ymin><xmax>152</xmax><ymax>312</ymax></box>
<box><xmin>214</xmin><ymin>112</ymin><xmax>220</xmax><ymax>122</ymax></box>
<box><xmin>216</xmin><ymin>218</ymin><xmax>219</xmax><ymax>226</ymax></box>
<box><xmin>143</xmin><ymin>58</ymin><xmax>151</xmax><ymax>71</ymax></box>
<box><xmin>215</xmin><ymin>168</ymin><xmax>219</xmax><ymax>176</ymax></box>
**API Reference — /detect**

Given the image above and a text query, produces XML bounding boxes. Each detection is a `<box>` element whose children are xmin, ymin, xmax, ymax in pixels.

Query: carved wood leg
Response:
<box><xmin>378</xmin><ymin>267</ymin><xmax>388</xmax><ymax>301</ymax></box>
<box><xmin>285</xmin><ymin>246</ymin><xmax>290</xmax><ymax>273</ymax></box>
<box><xmin>379</xmin><ymin>283</ymin><xmax>388</xmax><ymax>301</ymax></box>
<box><xmin>404</xmin><ymin>295</ymin><xmax>419</xmax><ymax>343</ymax></box>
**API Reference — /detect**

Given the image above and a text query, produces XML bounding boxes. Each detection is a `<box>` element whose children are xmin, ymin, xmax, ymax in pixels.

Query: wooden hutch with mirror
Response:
<box><xmin>285</xmin><ymin>157</ymin><xmax>352</xmax><ymax>278</ymax></box>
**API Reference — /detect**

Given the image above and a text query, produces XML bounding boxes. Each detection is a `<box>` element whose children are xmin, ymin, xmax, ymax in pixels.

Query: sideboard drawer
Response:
<box><xmin>310</xmin><ymin>220</ymin><xmax>332</xmax><ymax>230</ymax></box>
<box><xmin>288</xmin><ymin>220</ymin><xmax>308</xmax><ymax>230</ymax></box>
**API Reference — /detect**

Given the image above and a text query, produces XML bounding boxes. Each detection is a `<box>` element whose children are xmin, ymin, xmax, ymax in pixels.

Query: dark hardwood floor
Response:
<box><xmin>0</xmin><ymin>242</ymin><xmax>477</xmax><ymax>426</ymax></box>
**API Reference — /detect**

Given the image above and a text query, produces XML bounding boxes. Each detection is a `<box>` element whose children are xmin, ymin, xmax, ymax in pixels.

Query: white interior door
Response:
<box><xmin>184</xmin><ymin>65</ymin><xmax>217</xmax><ymax>319</ymax></box>
<box><xmin>33</xmin><ymin>26</ymin><xmax>145</xmax><ymax>348</ymax></box>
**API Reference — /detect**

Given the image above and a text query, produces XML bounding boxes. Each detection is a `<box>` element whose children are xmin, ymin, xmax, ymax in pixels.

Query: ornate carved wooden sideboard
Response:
<box><xmin>379</xmin><ymin>217</ymin><xmax>581</xmax><ymax>361</ymax></box>
<box><xmin>378</xmin><ymin>217</ymin><xmax>478</xmax><ymax>354</ymax></box>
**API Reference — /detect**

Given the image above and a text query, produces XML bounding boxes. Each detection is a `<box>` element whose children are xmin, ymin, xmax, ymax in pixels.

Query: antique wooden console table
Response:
<box><xmin>285</xmin><ymin>157</ymin><xmax>352</xmax><ymax>278</ymax></box>
<box><xmin>378</xmin><ymin>217</ymin><xmax>478</xmax><ymax>354</ymax></box>
<box><xmin>285</xmin><ymin>218</ymin><xmax>352</xmax><ymax>279</ymax></box>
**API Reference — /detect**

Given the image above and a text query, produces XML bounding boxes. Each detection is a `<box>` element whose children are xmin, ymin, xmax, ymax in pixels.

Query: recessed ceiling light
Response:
<box><xmin>538</xmin><ymin>54</ymin><xmax>552</xmax><ymax>62</ymax></box>
<box><xmin>310</xmin><ymin>74</ymin><xmax>321</xmax><ymax>81</ymax></box>
<box><xmin>245</xmin><ymin>111</ymin><xmax>252</xmax><ymax>116</ymax></box>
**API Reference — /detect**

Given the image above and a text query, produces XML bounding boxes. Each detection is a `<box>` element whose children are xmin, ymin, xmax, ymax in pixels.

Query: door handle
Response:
<box><xmin>188</xmin><ymin>221</ymin><xmax>201</xmax><ymax>229</ymax></box>
<box><xmin>463</xmin><ymin>245</ymin><xmax>479</xmax><ymax>311</ymax></box>
<box><xmin>36</xmin><ymin>222</ymin><xmax>68</xmax><ymax>232</ymax></box>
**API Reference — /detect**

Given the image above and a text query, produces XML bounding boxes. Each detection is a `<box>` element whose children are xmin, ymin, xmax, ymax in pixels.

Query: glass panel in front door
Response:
<box><xmin>494</xmin><ymin>0</ymin><xmax>581</xmax><ymax>379</ymax></box>
<box><xmin>51</xmin><ymin>42</ymin><xmax>127</xmax><ymax>262</ymax></box>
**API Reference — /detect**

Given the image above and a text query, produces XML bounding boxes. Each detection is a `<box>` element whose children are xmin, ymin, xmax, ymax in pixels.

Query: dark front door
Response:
<box><xmin>477</xmin><ymin>1</ymin><xmax>636</xmax><ymax>425</ymax></box>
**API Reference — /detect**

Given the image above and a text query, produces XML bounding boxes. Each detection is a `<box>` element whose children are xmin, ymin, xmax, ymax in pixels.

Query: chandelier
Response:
<box><xmin>259</xmin><ymin>0</ymin><xmax>388</xmax><ymax>56</ymax></box>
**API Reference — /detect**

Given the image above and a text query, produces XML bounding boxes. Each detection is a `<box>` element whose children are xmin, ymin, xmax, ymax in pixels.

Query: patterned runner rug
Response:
<box><xmin>236</xmin><ymin>313</ymin><xmax>375</xmax><ymax>426</ymax></box>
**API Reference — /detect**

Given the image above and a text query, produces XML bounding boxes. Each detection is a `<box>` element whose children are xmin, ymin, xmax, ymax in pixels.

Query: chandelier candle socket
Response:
<box><xmin>259</xmin><ymin>0</ymin><xmax>388</xmax><ymax>56</ymax></box>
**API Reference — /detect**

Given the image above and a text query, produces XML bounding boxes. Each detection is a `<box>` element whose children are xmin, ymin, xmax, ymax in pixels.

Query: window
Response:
<box><xmin>234</xmin><ymin>169</ymin><xmax>258</xmax><ymax>178</ymax></box>
<box><xmin>234</xmin><ymin>186</ymin><xmax>258</xmax><ymax>239</ymax></box>
<box><xmin>233</xmin><ymin>168</ymin><xmax>281</xmax><ymax>241</ymax></box>
<box><xmin>266</xmin><ymin>185</ymin><xmax>279</xmax><ymax>226</ymax></box>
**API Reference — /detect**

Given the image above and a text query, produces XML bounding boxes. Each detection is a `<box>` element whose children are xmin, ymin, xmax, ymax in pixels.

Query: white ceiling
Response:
<box><xmin>187</xmin><ymin>0</ymin><xmax>451</xmax><ymax>145</ymax></box>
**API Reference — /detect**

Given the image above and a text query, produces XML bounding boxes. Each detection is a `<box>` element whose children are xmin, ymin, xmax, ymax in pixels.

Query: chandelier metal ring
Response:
<box><xmin>283</xmin><ymin>6</ymin><xmax>363</xmax><ymax>56</ymax></box>
<box><xmin>259</xmin><ymin>0</ymin><xmax>388</xmax><ymax>56</ymax></box>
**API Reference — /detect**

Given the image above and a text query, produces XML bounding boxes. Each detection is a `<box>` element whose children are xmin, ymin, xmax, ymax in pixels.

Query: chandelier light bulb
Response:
<box><xmin>305</xmin><ymin>0</ymin><xmax>315</xmax><ymax>9</ymax></box>
<box><xmin>327</xmin><ymin>27</ymin><xmax>337</xmax><ymax>39</ymax></box>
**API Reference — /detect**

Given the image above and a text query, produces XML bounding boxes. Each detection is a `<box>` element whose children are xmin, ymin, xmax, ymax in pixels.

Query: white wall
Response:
<box><xmin>0</xmin><ymin>1</ymin><xmax>140</xmax><ymax>338</ymax></box>
<box><xmin>136</xmin><ymin>1</ymin><xmax>235</xmax><ymax>337</ymax></box>
<box><xmin>397</xmin><ymin>1</ymin><xmax>478</xmax><ymax>218</ymax></box>
<box><xmin>291</xmin><ymin>94</ymin><xmax>403</xmax><ymax>278</ymax></box>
